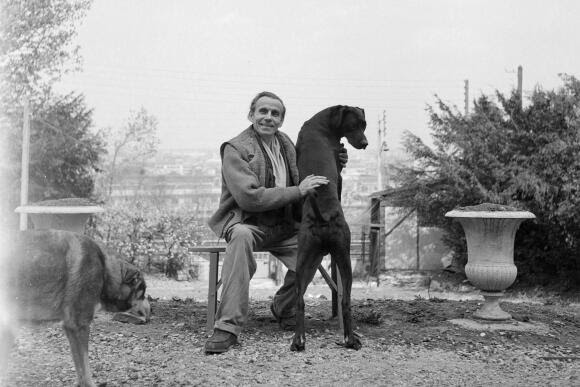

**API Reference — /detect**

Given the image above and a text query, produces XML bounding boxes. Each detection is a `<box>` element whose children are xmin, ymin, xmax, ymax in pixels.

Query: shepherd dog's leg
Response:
<box><xmin>63</xmin><ymin>321</ymin><xmax>95</xmax><ymax>387</ymax></box>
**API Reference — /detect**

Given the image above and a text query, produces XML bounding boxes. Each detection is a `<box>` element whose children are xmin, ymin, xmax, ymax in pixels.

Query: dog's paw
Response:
<box><xmin>290</xmin><ymin>342</ymin><xmax>305</xmax><ymax>352</ymax></box>
<box><xmin>348</xmin><ymin>337</ymin><xmax>363</xmax><ymax>350</ymax></box>
<box><xmin>336</xmin><ymin>336</ymin><xmax>362</xmax><ymax>350</ymax></box>
<box><xmin>290</xmin><ymin>335</ymin><xmax>306</xmax><ymax>352</ymax></box>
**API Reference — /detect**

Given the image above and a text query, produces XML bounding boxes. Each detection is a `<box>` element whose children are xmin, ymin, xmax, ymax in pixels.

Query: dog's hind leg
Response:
<box><xmin>291</xmin><ymin>240</ymin><xmax>325</xmax><ymax>352</ymax></box>
<box><xmin>0</xmin><ymin>324</ymin><xmax>15</xmax><ymax>382</ymax></box>
<box><xmin>63</xmin><ymin>322</ymin><xmax>96</xmax><ymax>387</ymax></box>
<box><xmin>331</xmin><ymin>238</ymin><xmax>362</xmax><ymax>350</ymax></box>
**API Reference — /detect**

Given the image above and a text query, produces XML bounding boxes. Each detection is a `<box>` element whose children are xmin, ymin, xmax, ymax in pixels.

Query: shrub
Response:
<box><xmin>86</xmin><ymin>200</ymin><xmax>206</xmax><ymax>277</ymax></box>
<box><xmin>389</xmin><ymin>75</ymin><xmax>580</xmax><ymax>290</ymax></box>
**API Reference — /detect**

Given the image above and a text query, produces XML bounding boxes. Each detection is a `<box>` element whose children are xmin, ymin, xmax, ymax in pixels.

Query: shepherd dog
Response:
<box><xmin>0</xmin><ymin>230</ymin><xmax>151</xmax><ymax>387</ymax></box>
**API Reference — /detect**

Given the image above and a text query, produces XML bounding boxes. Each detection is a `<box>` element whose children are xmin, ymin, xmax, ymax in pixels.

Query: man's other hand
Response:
<box><xmin>338</xmin><ymin>143</ymin><xmax>348</xmax><ymax>168</ymax></box>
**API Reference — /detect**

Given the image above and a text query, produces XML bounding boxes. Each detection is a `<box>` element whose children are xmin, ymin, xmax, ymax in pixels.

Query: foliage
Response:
<box><xmin>0</xmin><ymin>0</ymin><xmax>92</xmax><ymax>108</ymax></box>
<box><xmin>0</xmin><ymin>0</ymin><xmax>95</xmax><ymax>227</ymax></box>
<box><xmin>87</xmin><ymin>200</ymin><xmax>205</xmax><ymax>278</ymax></box>
<box><xmin>390</xmin><ymin>75</ymin><xmax>580</xmax><ymax>289</ymax></box>
<box><xmin>27</xmin><ymin>92</ymin><xmax>106</xmax><ymax>201</ymax></box>
<box><xmin>98</xmin><ymin>107</ymin><xmax>160</xmax><ymax>200</ymax></box>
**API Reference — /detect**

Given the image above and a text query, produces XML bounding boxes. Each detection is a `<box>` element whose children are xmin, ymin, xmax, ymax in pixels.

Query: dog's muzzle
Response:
<box><xmin>131</xmin><ymin>298</ymin><xmax>151</xmax><ymax>322</ymax></box>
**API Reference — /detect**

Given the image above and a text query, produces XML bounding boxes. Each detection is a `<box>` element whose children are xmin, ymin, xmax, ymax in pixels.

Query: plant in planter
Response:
<box><xmin>15</xmin><ymin>197</ymin><xmax>104</xmax><ymax>233</ymax></box>
<box><xmin>445</xmin><ymin>203</ymin><xmax>535</xmax><ymax>320</ymax></box>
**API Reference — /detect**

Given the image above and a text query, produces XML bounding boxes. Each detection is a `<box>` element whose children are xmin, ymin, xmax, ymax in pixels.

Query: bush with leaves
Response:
<box><xmin>87</xmin><ymin>200</ymin><xmax>205</xmax><ymax>277</ymax></box>
<box><xmin>390</xmin><ymin>75</ymin><xmax>580</xmax><ymax>289</ymax></box>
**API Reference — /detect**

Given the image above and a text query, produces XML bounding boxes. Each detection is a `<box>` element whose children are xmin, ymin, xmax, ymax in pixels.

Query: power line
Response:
<box><xmin>80</xmin><ymin>63</ymin><xmax>466</xmax><ymax>85</ymax></box>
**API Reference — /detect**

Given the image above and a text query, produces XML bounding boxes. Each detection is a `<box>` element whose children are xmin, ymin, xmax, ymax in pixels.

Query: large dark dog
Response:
<box><xmin>291</xmin><ymin>105</ymin><xmax>368</xmax><ymax>351</ymax></box>
<box><xmin>0</xmin><ymin>230</ymin><xmax>150</xmax><ymax>387</ymax></box>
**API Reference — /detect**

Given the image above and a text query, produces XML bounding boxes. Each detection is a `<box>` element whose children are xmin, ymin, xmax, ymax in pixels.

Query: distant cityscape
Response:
<box><xmin>109</xmin><ymin>146</ymin><xmax>411</xmax><ymax>237</ymax></box>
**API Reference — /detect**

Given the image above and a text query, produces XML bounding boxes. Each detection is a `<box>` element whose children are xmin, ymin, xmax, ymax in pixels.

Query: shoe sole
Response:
<box><xmin>270</xmin><ymin>304</ymin><xmax>296</xmax><ymax>331</ymax></box>
<box><xmin>204</xmin><ymin>342</ymin><xmax>238</xmax><ymax>354</ymax></box>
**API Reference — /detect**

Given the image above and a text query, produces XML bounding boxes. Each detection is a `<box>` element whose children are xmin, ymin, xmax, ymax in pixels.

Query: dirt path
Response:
<box><xmin>2</xmin><ymin>276</ymin><xmax>579</xmax><ymax>386</ymax></box>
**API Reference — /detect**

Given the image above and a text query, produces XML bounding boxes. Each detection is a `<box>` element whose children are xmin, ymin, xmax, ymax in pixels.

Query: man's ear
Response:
<box><xmin>330</xmin><ymin>105</ymin><xmax>346</xmax><ymax>129</ymax></box>
<box><xmin>248</xmin><ymin>110</ymin><xmax>254</xmax><ymax>122</ymax></box>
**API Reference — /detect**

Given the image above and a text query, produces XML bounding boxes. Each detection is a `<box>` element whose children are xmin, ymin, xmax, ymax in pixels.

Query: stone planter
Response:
<box><xmin>445</xmin><ymin>204</ymin><xmax>535</xmax><ymax>320</ymax></box>
<box><xmin>15</xmin><ymin>198</ymin><xmax>104</xmax><ymax>233</ymax></box>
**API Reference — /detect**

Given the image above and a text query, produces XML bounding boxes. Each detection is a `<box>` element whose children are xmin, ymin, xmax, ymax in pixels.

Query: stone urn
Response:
<box><xmin>445</xmin><ymin>203</ymin><xmax>535</xmax><ymax>320</ymax></box>
<box><xmin>15</xmin><ymin>197</ymin><xmax>104</xmax><ymax>233</ymax></box>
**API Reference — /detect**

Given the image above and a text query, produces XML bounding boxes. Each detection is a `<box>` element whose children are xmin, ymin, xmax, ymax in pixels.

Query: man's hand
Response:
<box><xmin>298</xmin><ymin>175</ymin><xmax>329</xmax><ymax>196</ymax></box>
<box><xmin>338</xmin><ymin>143</ymin><xmax>348</xmax><ymax>168</ymax></box>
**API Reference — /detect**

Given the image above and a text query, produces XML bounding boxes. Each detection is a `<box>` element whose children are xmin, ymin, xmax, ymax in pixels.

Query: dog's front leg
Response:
<box><xmin>63</xmin><ymin>323</ymin><xmax>96</xmax><ymax>387</ymax></box>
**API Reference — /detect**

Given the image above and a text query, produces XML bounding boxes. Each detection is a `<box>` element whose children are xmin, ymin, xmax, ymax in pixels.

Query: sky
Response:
<box><xmin>55</xmin><ymin>0</ymin><xmax>580</xmax><ymax>152</ymax></box>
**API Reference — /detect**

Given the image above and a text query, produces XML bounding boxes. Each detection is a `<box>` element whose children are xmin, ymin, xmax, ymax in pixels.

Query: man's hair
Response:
<box><xmin>249</xmin><ymin>91</ymin><xmax>286</xmax><ymax>120</ymax></box>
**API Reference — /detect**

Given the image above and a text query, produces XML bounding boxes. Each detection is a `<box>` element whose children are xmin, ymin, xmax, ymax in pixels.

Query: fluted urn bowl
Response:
<box><xmin>445</xmin><ymin>203</ymin><xmax>535</xmax><ymax>320</ymax></box>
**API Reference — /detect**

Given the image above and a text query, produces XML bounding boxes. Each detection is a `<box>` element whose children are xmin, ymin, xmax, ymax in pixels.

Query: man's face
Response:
<box><xmin>249</xmin><ymin>96</ymin><xmax>284</xmax><ymax>139</ymax></box>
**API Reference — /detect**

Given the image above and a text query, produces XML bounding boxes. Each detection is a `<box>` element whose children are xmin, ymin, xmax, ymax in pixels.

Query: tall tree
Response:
<box><xmin>0</xmin><ymin>0</ymin><xmax>92</xmax><ymax>109</ymax></box>
<box><xmin>29</xmin><ymin>92</ymin><xmax>105</xmax><ymax>201</ymax></box>
<box><xmin>101</xmin><ymin>107</ymin><xmax>160</xmax><ymax>200</ymax></box>
<box><xmin>0</xmin><ymin>0</ymin><xmax>96</xmax><ymax>228</ymax></box>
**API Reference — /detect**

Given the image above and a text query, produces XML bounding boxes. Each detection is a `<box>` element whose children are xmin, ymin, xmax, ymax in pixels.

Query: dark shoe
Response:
<box><xmin>270</xmin><ymin>303</ymin><xmax>296</xmax><ymax>331</ymax></box>
<box><xmin>204</xmin><ymin>329</ymin><xmax>238</xmax><ymax>354</ymax></box>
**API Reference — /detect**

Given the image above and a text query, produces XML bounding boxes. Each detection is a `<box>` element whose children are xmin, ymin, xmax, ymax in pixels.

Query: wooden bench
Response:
<box><xmin>189</xmin><ymin>246</ymin><xmax>343</xmax><ymax>332</ymax></box>
<box><xmin>188</xmin><ymin>246</ymin><xmax>226</xmax><ymax>331</ymax></box>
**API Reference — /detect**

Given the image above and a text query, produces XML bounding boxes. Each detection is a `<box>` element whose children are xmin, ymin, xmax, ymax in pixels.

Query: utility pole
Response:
<box><xmin>382</xmin><ymin>110</ymin><xmax>387</xmax><ymax>141</ymax></box>
<box><xmin>517</xmin><ymin>65</ymin><xmax>523</xmax><ymax>110</ymax></box>
<box><xmin>377</xmin><ymin>114</ymin><xmax>382</xmax><ymax>191</ymax></box>
<box><xmin>464</xmin><ymin>79</ymin><xmax>469</xmax><ymax>116</ymax></box>
<box><xmin>376</xmin><ymin>110</ymin><xmax>388</xmax><ymax>191</ymax></box>
<box><xmin>20</xmin><ymin>99</ymin><xmax>30</xmax><ymax>230</ymax></box>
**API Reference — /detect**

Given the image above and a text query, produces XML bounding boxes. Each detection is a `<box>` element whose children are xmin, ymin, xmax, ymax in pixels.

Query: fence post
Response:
<box><xmin>369</xmin><ymin>198</ymin><xmax>381</xmax><ymax>277</ymax></box>
<box><xmin>361</xmin><ymin>228</ymin><xmax>366</xmax><ymax>265</ymax></box>
<box><xmin>20</xmin><ymin>99</ymin><xmax>30</xmax><ymax>231</ymax></box>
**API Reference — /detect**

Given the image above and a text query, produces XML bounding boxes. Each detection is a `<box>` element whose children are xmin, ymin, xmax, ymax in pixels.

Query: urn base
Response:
<box><xmin>473</xmin><ymin>291</ymin><xmax>511</xmax><ymax>321</ymax></box>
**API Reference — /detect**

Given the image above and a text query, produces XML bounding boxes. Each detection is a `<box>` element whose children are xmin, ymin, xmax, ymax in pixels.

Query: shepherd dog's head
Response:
<box><xmin>100</xmin><ymin>252</ymin><xmax>151</xmax><ymax>321</ymax></box>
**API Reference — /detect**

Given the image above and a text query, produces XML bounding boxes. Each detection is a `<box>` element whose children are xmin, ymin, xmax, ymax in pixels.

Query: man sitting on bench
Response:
<box><xmin>205</xmin><ymin>91</ymin><xmax>347</xmax><ymax>354</ymax></box>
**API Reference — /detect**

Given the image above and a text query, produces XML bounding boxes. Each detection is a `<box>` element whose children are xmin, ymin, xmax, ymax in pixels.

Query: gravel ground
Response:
<box><xmin>2</xmin><ymin>281</ymin><xmax>579</xmax><ymax>387</ymax></box>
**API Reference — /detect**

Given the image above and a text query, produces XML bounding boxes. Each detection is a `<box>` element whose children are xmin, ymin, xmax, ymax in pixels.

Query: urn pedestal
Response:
<box><xmin>445</xmin><ymin>205</ymin><xmax>535</xmax><ymax>320</ymax></box>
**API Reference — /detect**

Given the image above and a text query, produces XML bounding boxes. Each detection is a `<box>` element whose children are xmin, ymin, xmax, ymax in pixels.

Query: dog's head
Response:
<box><xmin>120</xmin><ymin>263</ymin><xmax>151</xmax><ymax>321</ymax></box>
<box><xmin>330</xmin><ymin>105</ymin><xmax>368</xmax><ymax>149</ymax></box>
<box><xmin>101</xmin><ymin>258</ymin><xmax>151</xmax><ymax>322</ymax></box>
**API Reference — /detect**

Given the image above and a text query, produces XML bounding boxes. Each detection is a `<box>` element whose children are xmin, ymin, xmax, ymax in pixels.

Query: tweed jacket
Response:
<box><xmin>208</xmin><ymin>126</ymin><xmax>301</xmax><ymax>238</ymax></box>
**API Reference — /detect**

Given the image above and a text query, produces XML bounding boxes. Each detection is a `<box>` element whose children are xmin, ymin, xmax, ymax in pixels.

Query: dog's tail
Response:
<box><xmin>307</xmin><ymin>193</ymin><xmax>327</xmax><ymax>223</ymax></box>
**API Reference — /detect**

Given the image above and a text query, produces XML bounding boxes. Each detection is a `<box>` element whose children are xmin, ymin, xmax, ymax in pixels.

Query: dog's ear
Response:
<box><xmin>122</xmin><ymin>263</ymin><xmax>145</xmax><ymax>288</ymax></box>
<box><xmin>330</xmin><ymin>105</ymin><xmax>347</xmax><ymax>130</ymax></box>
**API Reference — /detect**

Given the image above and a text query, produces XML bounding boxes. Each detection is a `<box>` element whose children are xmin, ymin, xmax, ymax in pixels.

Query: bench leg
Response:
<box><xmin>207</xmin><ymin>252</ymin><xmax>219</xmax><ymax>332</ymax></box>
<box><xmin>318</xmin><ymin>264</ymin><xmax>344</xmax><ymax>331</ymax></box>
<box><xmin>336</xmin><ymin>269</ymin><xmax>344</xmax><ymax>331</ymax></box>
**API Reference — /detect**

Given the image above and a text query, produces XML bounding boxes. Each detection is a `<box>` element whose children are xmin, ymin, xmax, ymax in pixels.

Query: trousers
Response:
<box><xmin>214</xmin><ymin>222</ymin><xmax>298</xmax><ymax>336</ymax></box>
